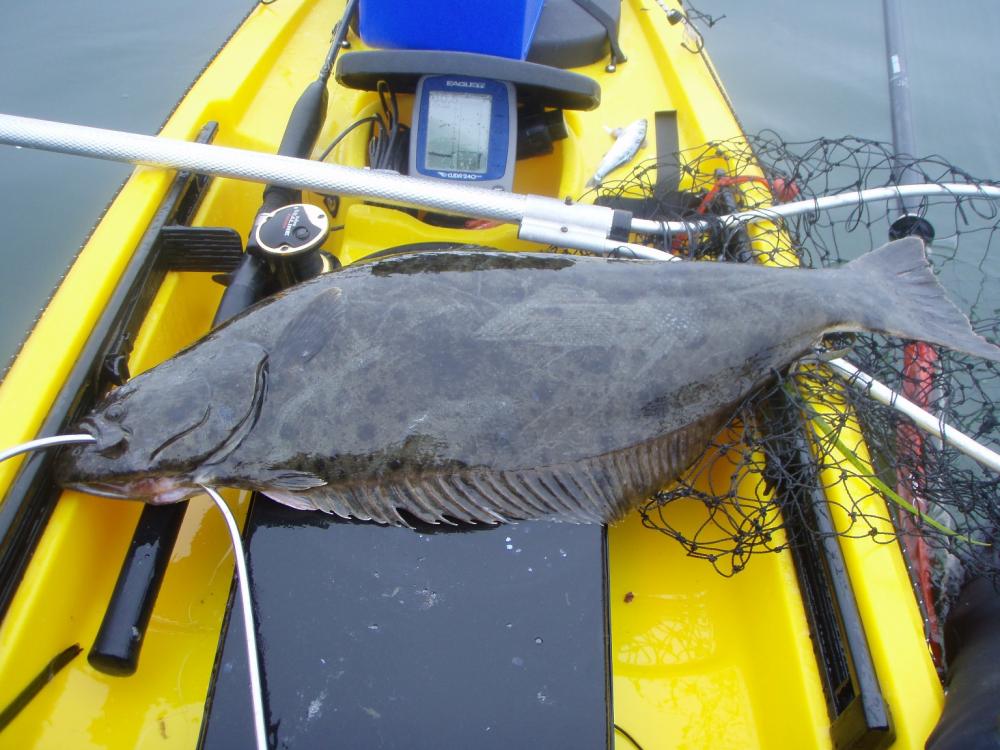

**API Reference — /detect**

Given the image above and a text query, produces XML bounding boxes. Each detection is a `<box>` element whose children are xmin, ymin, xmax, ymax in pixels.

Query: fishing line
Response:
<box><xmin>200</xmin><ymin>484</ymin><xmax>268</xmax><ymax>750</ymax></box>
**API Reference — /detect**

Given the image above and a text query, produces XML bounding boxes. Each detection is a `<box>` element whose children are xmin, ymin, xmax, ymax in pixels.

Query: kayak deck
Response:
<box><xmin>0</xmin><ymin>0</ymin><xmax>942</xmax><ymax>747</ymax></box>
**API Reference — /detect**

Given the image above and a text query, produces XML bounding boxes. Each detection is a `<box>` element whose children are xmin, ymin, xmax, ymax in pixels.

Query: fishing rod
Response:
<box><xmin>217</xmin><ymin>0</ymin><xmax>360</xmax><ymax>320</ymax></box>
<box><xmin>881</xmin><ymin>0</ymin><xmax>943</xmax><ymax>667</ymax></box>
<box><xmin>88</xmin><ymin>0</ymin><xmax>360</xmax><ymax>678</ymax></box>
<box><xmin>883</xmin><ymin>0</ymin><xmax>933</xmax><ymax>239</ymax></box>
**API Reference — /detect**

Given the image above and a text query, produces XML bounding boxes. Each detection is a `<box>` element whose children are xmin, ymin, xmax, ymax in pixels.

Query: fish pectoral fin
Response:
<box><xmin>261</xmin><ymin>488</ymin><xmax>320</xmax><ymax>511</ymax></box>
<box><xmin>259</xmin><ymin>468</ymin><xmax>328</xmax><ymax>491</ymax></box>
<box><xmin>274</xmin><ymin>286</ymin><xmax>345</xmax><ymax>367</ymax></box>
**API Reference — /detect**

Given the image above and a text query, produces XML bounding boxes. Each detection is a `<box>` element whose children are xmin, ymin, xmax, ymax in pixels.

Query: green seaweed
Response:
<box><xmin>785</xmin><ymin>382</ymin><xmax>988</xmax><ymax>547</ymax></box>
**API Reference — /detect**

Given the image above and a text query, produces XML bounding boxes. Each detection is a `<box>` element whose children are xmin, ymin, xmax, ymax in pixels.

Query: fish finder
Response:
<box><xmin>409</xmin><ymin>74</ymin><xmax>517</xmax><ymax>190</ymax></box>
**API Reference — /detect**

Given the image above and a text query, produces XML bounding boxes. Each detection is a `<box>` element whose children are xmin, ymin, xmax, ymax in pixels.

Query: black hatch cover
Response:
<box><xmin>200</xmin><ymin>502</ymin><xmax>612</xmax><ymax>748</ymax></box>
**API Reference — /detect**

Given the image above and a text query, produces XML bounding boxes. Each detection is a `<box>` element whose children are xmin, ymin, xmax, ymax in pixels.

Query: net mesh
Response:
<box><xmin>585</xmin><ymin>135</ymin><xmax>1000</xmax><ymax>631</ymax></box>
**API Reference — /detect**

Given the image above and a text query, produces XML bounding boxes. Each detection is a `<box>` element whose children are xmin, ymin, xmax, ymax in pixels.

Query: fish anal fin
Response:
<box><xmin>258</xmin><ymin>411</ymin><xmax>729</xmax><ymax>526</ymax></box>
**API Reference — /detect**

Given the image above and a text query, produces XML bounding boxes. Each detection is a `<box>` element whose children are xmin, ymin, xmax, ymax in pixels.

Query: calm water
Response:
<box><xmin>1</xmin><ymin>0</ymin><xmax>997</xmax><ymax>370</ymax></box>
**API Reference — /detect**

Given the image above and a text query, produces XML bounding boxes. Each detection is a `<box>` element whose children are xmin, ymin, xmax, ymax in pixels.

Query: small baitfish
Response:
<box><xmin>58</xmin><ymin>238</ymin><xmax>1000</xmax><ymax>526</ymax></box>
<box><xmin>585</xmin><ymin>118</ymin><xmax>647</xmax><ymax>188</ymax></box>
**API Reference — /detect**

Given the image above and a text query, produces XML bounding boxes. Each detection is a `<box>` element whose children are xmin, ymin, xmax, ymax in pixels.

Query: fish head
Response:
<box><xmin>56</xmin><ymin>340</ymin><xmax>269</xmax><ymax>503</ymax></box>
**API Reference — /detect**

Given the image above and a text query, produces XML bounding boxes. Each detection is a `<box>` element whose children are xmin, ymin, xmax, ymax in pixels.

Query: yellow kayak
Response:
<box><xmin>0</xmin><ymin>1</ymin><xmax>945</xmax><ymax>747</ymax></box>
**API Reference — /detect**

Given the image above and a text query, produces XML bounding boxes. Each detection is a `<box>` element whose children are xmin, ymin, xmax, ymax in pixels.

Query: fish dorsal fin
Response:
<box><xmin>260</xmin><ymin>411</ymin><xmax>728</xmax><ymax>526</ymax></box>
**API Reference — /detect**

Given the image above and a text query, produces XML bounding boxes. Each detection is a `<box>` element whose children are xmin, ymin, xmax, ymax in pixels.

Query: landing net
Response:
<box><xmin>591</xmin><ymin>136</ymin><xmax>1000</xmax><ymax>629</ymax></box>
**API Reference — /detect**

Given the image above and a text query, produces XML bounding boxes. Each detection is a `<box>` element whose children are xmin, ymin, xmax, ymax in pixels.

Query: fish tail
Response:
<box><xmin>844</xmin><ymin>237</ymin><xmax>1000</xmax><ymax>362</ymax></box>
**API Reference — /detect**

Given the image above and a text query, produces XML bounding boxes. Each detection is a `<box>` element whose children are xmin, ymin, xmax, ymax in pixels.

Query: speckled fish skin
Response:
<box><xmin>57</xmin><ymin>238</ymin><xmax>1000</xmax><ymax>526</ymax></box>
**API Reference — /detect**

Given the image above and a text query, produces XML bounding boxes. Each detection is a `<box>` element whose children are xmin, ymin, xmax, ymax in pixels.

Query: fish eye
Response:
<box><xmin>105</xmin><ymin>404</ymin><xmax>126</xmax><ymax>423</ymax></box>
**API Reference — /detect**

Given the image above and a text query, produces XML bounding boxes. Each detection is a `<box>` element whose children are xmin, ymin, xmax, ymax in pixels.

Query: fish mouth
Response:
<box><xmin>65</xmin><ymin>481</ymin><xmax>137</xmax><ymax>500</ymax></box>
<box><xmin>65</xmin><ymin>477</ymin><xmax>199</xmax><ymax>504</ymax></box>
<box><xmin>76</xmin><ymin>417</ymin><xmax>96</xmax><ymax>435</ymax></box>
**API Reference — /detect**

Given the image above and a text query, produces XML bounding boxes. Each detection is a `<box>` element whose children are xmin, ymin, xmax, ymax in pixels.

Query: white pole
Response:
<box><xmin>3</xmin><ymin>113</ymin><xmax>997</xmax><ymax>241</ymax></box>
<box><xmin>827</xmin><ymin>357</ymin><xmax>1000</xmax><ymax>474</ymax></box>
<box><xmin>630</xmin><ymin>183</ymin><xmax>1000</xmax><ymax>236</ymax></box>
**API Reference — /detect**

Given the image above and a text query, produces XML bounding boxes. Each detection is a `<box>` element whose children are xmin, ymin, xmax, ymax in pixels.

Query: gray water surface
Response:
<box><xmin>0</xmin><ymin>0</ymin><xmax>996</xmax><ymax>372</ymax></box>
<box><xmin>0</xmin><ymin>0</ymin><xmax>254</xmax><ymax>373</ymax></box>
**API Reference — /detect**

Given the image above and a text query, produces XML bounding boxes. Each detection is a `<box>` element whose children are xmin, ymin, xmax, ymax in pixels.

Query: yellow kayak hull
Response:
<box><xmin>0</xmin><ymin>1</ymin><xmax>941</xmax><ymax>747</ymax></box>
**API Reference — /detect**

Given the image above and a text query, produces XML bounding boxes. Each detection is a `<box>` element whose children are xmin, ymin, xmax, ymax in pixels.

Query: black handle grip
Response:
<box><xmin>88</xmin><ymin>503</ymin><xmax>186</xmax><ymax>675</ymax></box>
<box><xmin>211</xmin><ymin>254</ymin><xmax>271</xmax><ymax>327</ymax></box>
<box><xmin>262</xmin><ymin>79</ymin><xmax>329</xmax><ymax>209</ymax></box>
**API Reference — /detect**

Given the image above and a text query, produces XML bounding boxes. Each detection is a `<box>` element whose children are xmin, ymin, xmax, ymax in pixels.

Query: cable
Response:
<box><xmin>0</xmin><ymin>434</ymin><xmax>94</xmax><ymax>464</ymax></box>
<box><xmin>367</xmin><ymin>81</ymin><xmax>410</xmax><ymax>172</ymax></box>
<box><xmin>614</xmin><ymin>723</ymin><xmax>645</xmax><ymax>750</ymax></box>
<box><xmin>201</xmin><ymin>485</ymin><xmax>268</xmax><ymax>750</ymax></box>
<box><xmin>319</xmin><ymin>115</ymin><xmax>381</xmax><ymax>162</ymax></box>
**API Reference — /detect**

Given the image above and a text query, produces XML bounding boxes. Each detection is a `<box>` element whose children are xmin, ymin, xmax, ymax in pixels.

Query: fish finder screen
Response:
<box><xmin>425</xmin><ymin>91</ymin><xmax>492</xmax><ymax>174</ymax></box>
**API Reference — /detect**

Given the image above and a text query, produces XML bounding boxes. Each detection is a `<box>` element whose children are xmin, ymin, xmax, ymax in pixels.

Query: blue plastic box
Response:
<box><xmin>358</xmin><ymin>0</ymin><xmax>545</xmax><ymax>60</ymax></box>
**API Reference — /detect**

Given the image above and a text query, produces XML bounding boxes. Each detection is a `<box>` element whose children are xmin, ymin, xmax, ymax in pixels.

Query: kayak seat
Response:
<box><xmin>527</xmin><ymin>0</ymin><xmax>622</xmax><ymax>69</ymax></box>
<box><xmin>336</xmin><ymin>49</ymin><xmax>600</xmax><ymax>110</ymax></box>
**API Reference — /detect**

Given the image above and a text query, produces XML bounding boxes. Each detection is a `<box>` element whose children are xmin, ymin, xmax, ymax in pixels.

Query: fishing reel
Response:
<box><xmin>212</xmin><ymin>202</ymin><xmax>336</xmax><ymax>326</ymax></box>
<box><xmin>251</xmin><ymin>202</ymin><xmax>337</xmax><ymax>288</ymax></box>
